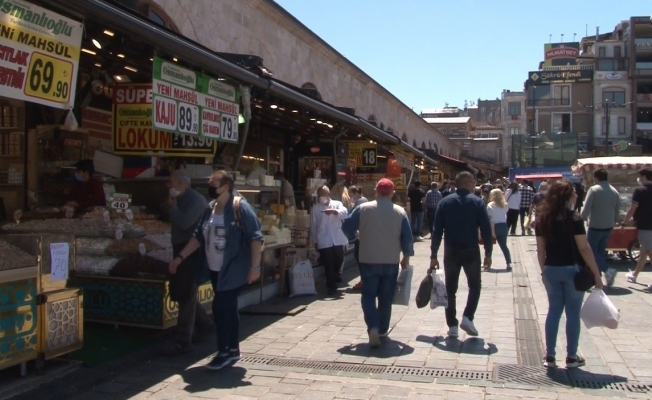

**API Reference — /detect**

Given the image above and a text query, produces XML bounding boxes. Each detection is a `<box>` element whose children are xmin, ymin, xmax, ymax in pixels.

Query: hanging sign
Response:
<box><xmin>391</xmin><ymin>146</ymin><xmax>415</xmax><ymax>169</ymax></box>
<box><xmin>112</xmin><ymin>84</ymin><xmax>217</xmax><ymax>157</ymax></box>
<box><xmin>0</xmin><ymin>0</ymin><xmax>83</xmax><ymax>109</ymax></box>
<box><xmin>347</xmin><ymin>141</ymin><xmax>377</xmax><ymax>167</ymax></box>
<box><xmin>152</xmin><ymin>57</ymin><xmax>240</xmax><ymax>143</ymax></box>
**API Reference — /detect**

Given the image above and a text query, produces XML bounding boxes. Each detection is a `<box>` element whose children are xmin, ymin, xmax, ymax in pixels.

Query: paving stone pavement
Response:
<box><xmin>13</xmin><ymin>238</ymin><xmax>652</xmax><ymax>400</ymax></box>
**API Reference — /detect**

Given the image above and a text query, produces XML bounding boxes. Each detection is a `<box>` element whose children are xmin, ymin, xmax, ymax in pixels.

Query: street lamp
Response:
<box><xmin>530</xmin><ymin>85</ymin><xmax>537</xmax><ymax>167</ymax></box>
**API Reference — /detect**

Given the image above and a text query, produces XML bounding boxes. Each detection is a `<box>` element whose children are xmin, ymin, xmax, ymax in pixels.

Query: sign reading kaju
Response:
<box><xmin>112</xmin><ymin>84</ymin><xmax>216</xmax><ymax>157</ymax></box>
<box><xmin>152</xmin><ymin>56</ymin><xmax>240</xmax><ymax>143</ymax></box>
<box><xmin>0</xmin><ymin>0</ymin><xmax>83</xmax><ymax>109</ymax></box>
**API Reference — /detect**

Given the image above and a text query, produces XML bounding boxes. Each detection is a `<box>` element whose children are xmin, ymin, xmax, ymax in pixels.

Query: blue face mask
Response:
<box><xmin>74</xmin><ymin>172</ymin><xmax>84</xmax><ymax>182</ymax></box>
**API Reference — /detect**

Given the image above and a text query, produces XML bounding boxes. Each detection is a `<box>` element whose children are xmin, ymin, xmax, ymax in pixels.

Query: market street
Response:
<box><xmin>12</xmin><ymin>237</ymin><xmax>652</xmax><ymax>400</ymax></box>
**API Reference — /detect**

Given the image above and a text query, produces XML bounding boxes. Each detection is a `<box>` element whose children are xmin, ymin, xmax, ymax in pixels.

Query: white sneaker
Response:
<box><xmin>460</xmin><ymin>316</ymin><xmax>478</xmax><ymax>336</ymax></box>
<box><xmin>447</xmin><ymin>326</ymin><xmax>459</xmax><ymax>338</ymax></box>
<box><xmin>647</xmin><ymin>284</ymin><xmax>652</xmax><ymax>291</ymax></box>
<box><xmin>626</xmin><ymin>272</ymin><xmax>637</xmax><ymax>283</ymax></box>
<box><xmin>368</xmin><ymin>328</ymin><xmax>381</xmax><ymax>348</ymax></box>
<box><xmin>605</xmin><ymin>268</ymin><xmax>617</xmax><ymax>287</ymax></box>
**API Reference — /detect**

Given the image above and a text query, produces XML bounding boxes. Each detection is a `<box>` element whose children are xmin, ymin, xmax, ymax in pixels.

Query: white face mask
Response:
<box><xmin>319</xmin><ymin>196</ymin><xmax>329</xmax><ymax>205</ymax></box>
<box><xmin>638</xmin><ymin>177</ymin><xmax>642</xmax><ymax>185</ymax></box>
<box><xmin>169</xmin><ymin>188</ymin><xmax>181</xmax><ymax>198</ymax></box>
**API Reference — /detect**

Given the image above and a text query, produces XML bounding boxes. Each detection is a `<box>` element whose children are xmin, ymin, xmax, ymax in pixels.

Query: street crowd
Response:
<box><xmin>161</xmin><ymin>167</ymin><xmax>652</xmax><ymax>372</ymax></box>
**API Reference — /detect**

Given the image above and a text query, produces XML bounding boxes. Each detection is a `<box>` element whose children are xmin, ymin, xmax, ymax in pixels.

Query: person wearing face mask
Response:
<box><xmin>623</xmin><ymin>168</ymin><xmax>652</xmax><ymax>290</ymax></box>
<box><xmin>162</xmin><ymin>170</ymin><xmax>213</xmax><ymax>356</ymax></box>
<box><xmin>64</xmin><ymin>159</ymin><xmax>106</xmax><ymax>210</ymax></box>
<box><xmin>169</xmin><ymin>170</ymin><xmax>263</xmax><ymax>371</ymax></box>
<box><xmin>310</xmin><ymin>185</ymin><xmax>349</xmax><ymax>296</ymax></box>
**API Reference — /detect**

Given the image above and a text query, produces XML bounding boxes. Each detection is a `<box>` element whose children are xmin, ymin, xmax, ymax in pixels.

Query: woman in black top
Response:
<box><xmin>535</xmin><ymin>181</ymin><xmax>602</xmax><ymax>369</ymax></box>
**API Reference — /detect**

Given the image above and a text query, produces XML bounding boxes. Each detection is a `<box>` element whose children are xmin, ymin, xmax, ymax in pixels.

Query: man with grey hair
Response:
<box><xmin>164</xmin><ymin>170</ymin><xmax>213</xmax><ymax>355</ymax></box>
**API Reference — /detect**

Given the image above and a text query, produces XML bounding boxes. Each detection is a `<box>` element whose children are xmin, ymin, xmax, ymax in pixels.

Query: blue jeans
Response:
<box><xmin>494</xmin><ymin>223</ymin><xmax>511</xmax><ymax>264</ymax></box>
<box><xmin>359</xmin><ymin>263</ymin><xmax>399</xmax><ymax>334</ymax></box>
<box><xmin>542</xmin><ymin>266</ymin><xmax>585</xmax><ymax>358</ymax></box>
<box><xmin>411</xmin><ymin>211</ymin><xmax>424</xmax><ymax>237</ymax></box>
<box><xmin>587</xmin><ymin>228</ymin><xmax>613</xmax><ymax>274</ymax></box>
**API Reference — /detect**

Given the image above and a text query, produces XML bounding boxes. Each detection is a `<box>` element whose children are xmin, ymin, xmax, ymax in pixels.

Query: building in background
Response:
<box><xmin>501</xmin><ymin>90</ymin><xmax>527</xmax><ymax>167</ymax></box>
<box><xmin>627</xmin><ymin>16</ymin><xmax>652</xmax><ymax>153</ymax></box>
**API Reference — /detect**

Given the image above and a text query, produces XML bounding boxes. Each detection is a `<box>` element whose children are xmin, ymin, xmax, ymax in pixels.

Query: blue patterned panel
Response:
<box><xmin>0</xmin><ymin>279</ymin><xmax>38</xmax><ymax>368</ymax></box>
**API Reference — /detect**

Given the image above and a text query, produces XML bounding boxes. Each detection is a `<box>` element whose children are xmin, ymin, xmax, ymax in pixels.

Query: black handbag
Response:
<box><xmin>415</xmin><ymin>269</ymin><xmax>434</xmax><ymax>309</ymax></box>
<box><xmin>569</xmin><ymin>219</ymin><xmax>594</xmax><ymax>291</ymax></box>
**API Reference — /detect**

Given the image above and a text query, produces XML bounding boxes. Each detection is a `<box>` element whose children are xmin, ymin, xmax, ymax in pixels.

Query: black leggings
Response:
<box><xmin>507</xmin><ymin>209</ymin><xmax>520</xmax><ymax>234</ymax></box>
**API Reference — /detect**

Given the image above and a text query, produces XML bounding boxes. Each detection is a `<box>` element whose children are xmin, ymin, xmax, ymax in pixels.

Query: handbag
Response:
<box><xmin>415</xmin><ymin>269</ymin><xmax>433</xmax><ymax>309</ymax></box>
<box><xmin>569</xmin><ymin>219</ymin><xmax>594</xmax><ymax>291</ymax></box>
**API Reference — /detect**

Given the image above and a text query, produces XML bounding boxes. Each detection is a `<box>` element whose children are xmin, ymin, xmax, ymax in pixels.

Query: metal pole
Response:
<box><xmin>531</xmin><ymin>86</ymin><xmax>536</xmax><ymax>167</ymax></box>
<box><xmin>605</xmin><ymin>101</ymin><xmax>610</xmax><ymax>156</ymax></box>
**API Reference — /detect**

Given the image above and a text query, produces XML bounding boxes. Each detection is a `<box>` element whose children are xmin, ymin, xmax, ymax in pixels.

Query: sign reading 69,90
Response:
<box><xmin>24</xmin><ymin>52</ymin><xmax>74</xmax><ymax>105</ymax></box>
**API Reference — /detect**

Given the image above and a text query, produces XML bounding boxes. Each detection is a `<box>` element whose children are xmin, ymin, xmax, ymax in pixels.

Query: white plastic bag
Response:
<box><xmin>393</xmin><ymin>265</ymin><xmax>414</xmax><ymax>306</ymax></box>
<box><xmin>430</xmin><ymin>268</ymin><xmax>448</xmax><ymax>309</ymax></box>
<box><xmin>580</xmin><ymin>289</ymin><xmax>619</xmax><ymax>329</ymax></box>
<box><xmin>289</xmin><ymin>259</ymin><xmax>317</xmax><ymax>297</ymax></box>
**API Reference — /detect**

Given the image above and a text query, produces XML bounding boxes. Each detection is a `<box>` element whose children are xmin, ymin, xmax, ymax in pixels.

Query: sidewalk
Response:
<box><xmin>12</xmin><ymin>238</ymin><xmax>652</xmax><ymax>400</ymax></box>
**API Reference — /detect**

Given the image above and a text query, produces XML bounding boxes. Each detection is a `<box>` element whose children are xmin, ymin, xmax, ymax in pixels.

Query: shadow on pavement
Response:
<box><xmin>415</xmin><ymin>335</ymin><xmax>498</xmax><ymax>355</ymax></box>
<box><xmin>336</xmin><ymin>339</ymin><xmax>414</xmax><ymax>359</ymax></box>
<box><xmin>180</xmin><ymin>365</ymin><xmax>250</xmax><ymax>393</ymax></box>
<box><xmin>603</xmin><ymin>287</ymin><xmax>633</xmax><ymax>296</ymax></box>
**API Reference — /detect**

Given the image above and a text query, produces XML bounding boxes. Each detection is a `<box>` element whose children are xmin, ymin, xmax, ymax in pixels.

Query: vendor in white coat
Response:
<box><xmin>310</xmin><ymin>185</ymin><xmax>349</xmax><ymax>296</ymax></box>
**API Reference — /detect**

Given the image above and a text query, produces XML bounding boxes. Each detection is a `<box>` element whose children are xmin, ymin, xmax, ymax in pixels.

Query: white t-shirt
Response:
<box><xmin>204</xmin><ymin>213</ymin><xmax>226</xmax><ymax>272</ymax></box>
<box><xmin>505</xmin><ymin>189</ymin><xmax>522</xmax><ymax>210</ymax></box>
<box><xmin>487</xmin><ymin>203</ymin><xmax>508</xmax><ymax>224</ymax></box>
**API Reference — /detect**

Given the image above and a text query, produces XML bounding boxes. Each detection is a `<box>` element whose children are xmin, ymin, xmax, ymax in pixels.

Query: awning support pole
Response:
<box><xmin>233</xmin><ymin>85</ymin><xmax>252</xmax><ymax>172</ymax></box>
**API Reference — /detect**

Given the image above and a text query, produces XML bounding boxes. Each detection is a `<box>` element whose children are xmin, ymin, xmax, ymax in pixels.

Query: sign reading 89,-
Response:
<box><xmin>24</xmin><ymin>52</ymin><xmax>74</xmax><ymax>105</ymax></box>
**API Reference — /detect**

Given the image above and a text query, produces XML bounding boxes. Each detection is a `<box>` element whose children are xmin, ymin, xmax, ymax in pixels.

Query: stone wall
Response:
<box><xmin>148</xmin><ymin>0</ymin><xmax>460</xmax><ymax>158</ymax></box>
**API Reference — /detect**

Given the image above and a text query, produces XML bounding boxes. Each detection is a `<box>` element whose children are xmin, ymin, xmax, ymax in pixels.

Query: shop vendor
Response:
<box><xmin>64</xmin><ymin>159</ymin><xmax>107</xmax><ymax>210</ymax></box>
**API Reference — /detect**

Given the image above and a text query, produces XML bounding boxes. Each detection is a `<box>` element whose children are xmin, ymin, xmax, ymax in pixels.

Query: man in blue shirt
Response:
<box><xmin>430</xmin><ymin>172</ymin><xmax>493</xmax><ymax>338</ymax></box>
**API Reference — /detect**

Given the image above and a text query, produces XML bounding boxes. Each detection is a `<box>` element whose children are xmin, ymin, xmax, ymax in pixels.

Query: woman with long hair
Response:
<box><xmin>505</xmin><ymin>182</ymin><xmax>521</xmax><ymax>235</ymax></box>
<box><xmin>331</xmin><ymin>182</ymin><xmax>353</xmax><ymax>211</ymax></box>
<box><xmin>487</xmin><ymin>188</ymin><xmax>511</xmax><ymax>271</ymax></box>
<box><xmin>535</xmin><ymin>180</ymin><xmax>603</xmax><ymax>369</ymax></box>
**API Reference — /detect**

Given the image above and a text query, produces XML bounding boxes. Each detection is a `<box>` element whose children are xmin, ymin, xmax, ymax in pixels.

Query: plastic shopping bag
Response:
<box><xmin>580</xmin><ymin>289</ymin><xmax>619</xmax><ymax>329</ymax></box>
<box><xmin>430</xmin><ymin>268</ymin><xmax>448</xmax><ymax>309</ymax></box>
<box><xmin>393</xmin><ymin>265</ymin><xmax>414</xmax><ymax>306</ymax></box>
<box><xmin>289</xmin><ymin>259</ymin><xmax>317</xmax><ymax>297</ymax></box>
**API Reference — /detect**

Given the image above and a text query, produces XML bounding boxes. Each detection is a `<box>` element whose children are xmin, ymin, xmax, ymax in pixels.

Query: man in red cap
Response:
<box><xmin>343</xmin><ymin>178</ymin><xmax>414</xmax><ymax>347</ymax></box>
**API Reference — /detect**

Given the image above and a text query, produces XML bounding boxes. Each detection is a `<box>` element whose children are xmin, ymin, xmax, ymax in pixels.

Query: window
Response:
<box><xmin>618</xmin><ymin>117</ymin><xmax>626</xmax><ymax>135</ymax></box>
<box><xmin>614</xmin><ymin>46</ymin><xmax>622</xmax><ymax>58</ymax></box>
<box><xmin>508</xmin><ymin>102</ymin><xmax>521</xmax><ymax>116</ymax></box>
<box><xmin>480</xmin><ymin>107</ymin><xmax>486</xmax><ymax>113</ymax></box>
<box><xmin>552</xmin><ymin>113</ymin><xmax>571</xmax><ymax>133</ymax></box>
<box><xmin>598</xmin><ymin>59</ymin><xmax>628</xmax><ymax>71</ymax></box>
<box><xmin>598</xmin><ymin>47</ymin><xmax>606</xmax><ymax>57</ymax></box>
<box><xmin>603</xmin><ymin>89</ymin><xmax>626</xmax><ymax>104</ymax></box>
<box><xmin>508</xmin><ymin>127</ymin><xmax>520</xmax><ymax>136</ymax></box>
<box><xmin>553</xmin><ymin>86</ymin><xmax>570</xmax><ymax>105</ymax></box>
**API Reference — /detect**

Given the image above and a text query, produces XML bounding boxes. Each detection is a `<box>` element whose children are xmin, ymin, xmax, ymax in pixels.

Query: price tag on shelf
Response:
<box><xmin>109</xmin><ymin>193</ymin><xmax>132</xmax><ymax>210</ymax></box>
<box><xmin>50</xmin><ymin>243</ymin><xmax>69</xmax><ymax>282</ymax></box>
<box><xmin>24</xmin><ymin>52</ymin><xmax>74</xmax><ymax>105</ymax></box>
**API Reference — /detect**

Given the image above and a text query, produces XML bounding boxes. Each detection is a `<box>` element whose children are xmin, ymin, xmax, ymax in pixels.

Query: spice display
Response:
<box><xmin>110</xmin><ymin>255</ymin><xmax>169</xmax><ymax>279</ymax></box>
<box><xmin>1</xmin><ymin>219</ymin><xmax>146</xmax><ymax>238</ymax></box>
<box><xmin>144</xmin><ymin>233</ymin><xmax>173</xmax><ymax>250</ymax></box>
<box><xmin>75</xmin><ymin>256</ymin><xmax>121</xmax><ymax>275</ymax></box>
<box><xmin>0</xmin><ymin>240</ymin><xmax>36</xmax><ymax>270</ymax></box>
<box><xmin>147</xmin><ymin>249</ymin><xmax>173</xmax><ymax>263</ymax></box>
<box><xmin>75</xmin><ymin>238</ymin><xmax>114</xmax><ymax>256</ymax></box>
<box><xmin>76</xmin><ymin>237</ymin><xmax>164</xmax><ymax>256</ymax></box>
<box><xmin>135</xmin><ymin>220</ymin><xmax>170</xmax><ymax>234</ymax></box>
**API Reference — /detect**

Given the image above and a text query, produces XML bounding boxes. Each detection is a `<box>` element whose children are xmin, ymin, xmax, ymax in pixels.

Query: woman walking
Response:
<box><xmin>487</xmin><ymin>188</ymin><xmax>512</xmax><ymax>271</ymax></box>
<box><xmin>535</xmin><ymin>180</ymin><xmax>603</xmax><ymax>369</ymax></box>
<box><xmin>505</xmin><ymin>182</ymin><xmax>521</xmax><ymax>235</ymax></box>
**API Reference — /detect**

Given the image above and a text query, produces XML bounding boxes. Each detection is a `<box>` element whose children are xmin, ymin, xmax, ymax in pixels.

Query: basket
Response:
<box><xmin>290</xmin><ymin>227</ymin><xmax>310</xmax><ymax>246</ymax></box>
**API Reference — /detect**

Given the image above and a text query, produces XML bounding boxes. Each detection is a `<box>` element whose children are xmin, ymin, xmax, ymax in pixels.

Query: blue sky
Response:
<box><xmin>275</xmin><ymin>0</ymin><xmax>651</xmax><ymax>113</ymax></box>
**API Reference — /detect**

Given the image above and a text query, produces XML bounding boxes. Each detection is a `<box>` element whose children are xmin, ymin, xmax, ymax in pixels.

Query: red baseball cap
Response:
<box><xmin>376</xmin><ymin>178</ymin><xmax>395</xmax><ymax>195</ymax></box>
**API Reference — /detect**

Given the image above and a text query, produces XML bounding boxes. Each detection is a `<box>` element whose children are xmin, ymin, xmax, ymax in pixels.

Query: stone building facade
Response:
<box><xmin>143</xmin><ymin>0</ymin><xmax>461</xmax><ymax>158</ymax></box>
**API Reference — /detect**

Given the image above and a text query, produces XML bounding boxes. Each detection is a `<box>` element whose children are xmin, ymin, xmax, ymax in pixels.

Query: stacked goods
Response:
<box><xmin>134</xmin><ymin>220</ymin><xmax>170</xmax><ymax>234</ymax></box>
<box><xmin>1</xmin><ymin>219</ymin><xmax>146</xmax><ymax>238</ymax></box>
<box><xmin>109</xmin><ymin>255</ymin><xmax>169</xmax><ymax>279</ymax></box>
<box><xmin>75</xmin><ymin>237</ymin><xmax>164</xmax><ymax>257</ymax></box>
<box><xmin>0</xmin><ymin>240</ymin><xmax>36</xmax><ymax>270</ymax></box>
<box><xmin>76</xmin><ymin>256</ymin><xmax>121</xmax><ymax>276</ymax></box>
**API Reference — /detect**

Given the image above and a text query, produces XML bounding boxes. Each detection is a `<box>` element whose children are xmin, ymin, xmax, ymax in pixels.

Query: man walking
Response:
<box><xmin>408</xmin><ymin>181</ymin><xmax>426</xmax><ymax>240</ymax></box>
<box><xmin>310</xmin><ymin>185</ymin><xmax>349</xmax><ymax>296</ymax></box>
<box><xmin>623</xmin><ymin>168</ymin><xmax>652</xmax><ymax>291</ymax></box>
<box><xmin>519</xmin><ymin>180</ymin><xmax>535</xmax><ymax>235</ymax></box>
<box><xmin>424</xmin><ymin>182</ymin><xmax>442</xmax><ymax>238</ymax></box>
<box><xmin>164</xmin><ymin>170</ymin><xmax>214</xmax><ymax>355</ymax></box>
<box><xmin>343</xmin><ymin>178</ymin><xmax>414</xmax><ymax>347</ymax></box>
<box><xmin>430</xmin><ymin>172</ymin><xmax>493</xmax><ymax>338</ymax></box>
<box><xmin>581</xmin><ymin>169</ymin><xmax>620</xmax><ymax>288</ymax></box>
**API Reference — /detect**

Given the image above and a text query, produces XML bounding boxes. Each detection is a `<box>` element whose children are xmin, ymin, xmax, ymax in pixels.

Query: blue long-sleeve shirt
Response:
<box><xmin>431</xmin><ymin>189</ymin><xmax>493</xmax><ymax>258</ymax></box>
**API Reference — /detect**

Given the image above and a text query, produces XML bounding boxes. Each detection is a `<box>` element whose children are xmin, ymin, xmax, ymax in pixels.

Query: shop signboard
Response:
<box><xmin>0</xmin><ymin>0</ymin><xmax>83</xmax><ymax>109</ymax></box>
<box><xmin>527</xmin><ymin>69</ymin><xmax>593</xmax><ymax>86</ymax></box>
<box><xmin>594</xmin><ymin>143</ymin><xmax>642</xmax><ymax>157</ymax></box>
<box><xmin>391</xmin><ymin>146</ymin><xmax>415</xmax><ymax>169</ymax></box>
<box><xmin>152</xmin><ymin>57</ymin><xmax>240</xmax><ymax>143</ymax></box>
<box><xmin>347</xmin><ymin>141</ymin><xmax>377</xmax><ymax>167</ymax></box>
<box><xmin>543</xmin><ymin>42</ymin><xmax>580</xmax><ymax>67</ymax></box>
<box><xmin>112</xmin><ymin>84</ymin><xmax>217</xmax><ymax>157</ymax></box>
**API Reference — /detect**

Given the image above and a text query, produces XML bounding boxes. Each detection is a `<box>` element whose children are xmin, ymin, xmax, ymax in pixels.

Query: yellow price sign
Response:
<box><xmin>24</xmin><ymin>52</ymin><xmax>74</xmax><ymax>105</ymax></box>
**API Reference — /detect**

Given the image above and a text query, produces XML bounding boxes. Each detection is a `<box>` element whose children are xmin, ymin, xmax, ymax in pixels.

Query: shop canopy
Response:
<box><xmin>572</xmin><ymin>157</ymin><xmax>652</xmax><ymax>176</ymax></box>
<box><xmin>43</xmin><ymin>0</ymin><xmax>436</xmax><ymax>165</ymax></box>
<box><xmin>515</xmin><ymin>174</ymin><xmax>562</xmax><ymax>180</ymax></box>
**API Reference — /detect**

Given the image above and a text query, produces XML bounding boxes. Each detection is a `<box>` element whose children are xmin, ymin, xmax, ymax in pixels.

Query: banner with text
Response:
<box><xmin>0</xmin><ymin>0</ymin><xmax>83</xmax><ymax>109</ymax></box>
<box><xmin>391</xmin><ymin>146</ymin><xmax>415</xmax><ymax>169</ymax></box>
<box><xmin>112</xmin><ymin>84</ymin><xmax>216</xmax><ymax>157</ymax></box>
<box><xmin>347</xmin><ymin>141</ymin><xmax>377</xmax><ymax>167</ymax></box>
<box><xmin>152</xmin><ymin>57</ymin><xmax>240</xmax><ymax>143</ymax></box>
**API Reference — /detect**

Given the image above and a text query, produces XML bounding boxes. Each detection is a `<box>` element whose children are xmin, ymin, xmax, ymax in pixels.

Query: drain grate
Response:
<box><xmin>268</xmin><ymin>359</ymin><xmax>386</xmax><ymax>374</ymax></box>
<box><xmin>571</xmin><ymin>378</ymin><xmax>651</xmax><ymax>393</ymax></box>
<box><xmin>494</xmin><ymin>364</ymin><xmax>571</xmax><ymax>387</ymax></box>
<box><xmin>386</xmin><ymin>366</ymin><xmax>490</xmax><ymax>380</ymax></box>
<box><xmin>240</xmin><ymin>355</ymin><xmax>275</xmax><ymax>365</ymax></box>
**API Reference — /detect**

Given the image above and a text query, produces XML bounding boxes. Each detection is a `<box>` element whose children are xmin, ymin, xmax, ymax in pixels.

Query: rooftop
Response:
<box><xmin>424</xmin><ymin>117</ymin><xmax>471</xmax><ymax>124</ymax></box>
<box><xmin>421</xmin><ymin>107</ymin><xmax>460</xmax><ymax>115</ymax></box>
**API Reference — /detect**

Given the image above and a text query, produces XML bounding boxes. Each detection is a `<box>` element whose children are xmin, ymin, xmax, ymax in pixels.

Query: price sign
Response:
<box><xmin>24</xmin><ymin>52</ymin><xmax>74</xmax><ymax>105</ymax></box>
<box><xmin>178</xmin><ymin>102</ymin><xmax>199</xmax><ymax>134</ymax></box>
<box><xmin>50</xmin><ymin>243</ymin><xmax>69</xmax><ymax>282</ymax></box>
<box><xmin>362</xmin><ymin>148</ymin><xmax>376</xmax><ymax>167</ymax></box>
<box><xmin>347</xmin><ymin>142</ymin><xmax>377</xmax><ymax>167</ymax></box>
<box><xmin>110</xmin><ymin>193</ymin><xmax>132</xmax><ymax>210</ymax></box>
<box><xmin>221</xmin><ymin>114</ymin><xmax>239</xmax><ymax>143</ymax></box>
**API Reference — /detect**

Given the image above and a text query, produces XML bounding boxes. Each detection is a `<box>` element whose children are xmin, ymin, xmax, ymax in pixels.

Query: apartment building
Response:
<box><xmin>501</xmin><ymin>90</ymin><xmax>527</xmax><ymax>167</ymax></box>
<box><xmin>627</xmin><ymin>17</ymin><xmax>652</xmax><ymax>152</ymax></box>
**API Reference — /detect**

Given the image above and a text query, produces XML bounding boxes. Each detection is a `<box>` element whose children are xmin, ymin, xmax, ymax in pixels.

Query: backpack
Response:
<box><xmin>233</xmin><ymin>196</ymin><xmax>243</xmax><ymax>226</ymax></box>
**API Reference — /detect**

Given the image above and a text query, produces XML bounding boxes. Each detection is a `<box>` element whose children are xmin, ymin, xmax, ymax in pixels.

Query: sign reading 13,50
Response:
<box><xmin>24</xmin><ymin>52</ymin><xmax>74</xmax><ymax>105</ymax></box>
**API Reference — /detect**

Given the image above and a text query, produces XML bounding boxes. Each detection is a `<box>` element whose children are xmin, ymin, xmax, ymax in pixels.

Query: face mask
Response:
<box><xmin>169</xmin><ymin>188</ymin><xmax>181</xmax><ymax>198</ymax></box>
<box><xmin>208</xmin><ymin>185</ymin><xmax>218</xmax><ymax>199</ymax></box>
<box><xmin>319</xmin><ymin>196</ymin><xmax>329</xmax><ymax>205</ymax></box>
<box><xmin>638</xmin><ymin>177</ymin><xmax>642</xmax><ymax>185</ymax></box>
<box><xmin>74</xmin><ymin>172</ymin><xmax>84</xmax><ymax>182</ymax></box>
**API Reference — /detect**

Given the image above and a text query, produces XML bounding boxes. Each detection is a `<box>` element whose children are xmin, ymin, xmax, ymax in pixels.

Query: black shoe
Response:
<box><xmin>206</xmin><ymin>352</ymin><xmax>232</xmax><ymax>371</ymax></box>
<box><xmin>566</xmin><ymin>356</ymin><xmax>586</xmax><ymax>368</ymax></box>
<box><xmin>326</xmin><ymin>289</ymin><xmax>338</xmax><ymax>296</ymax></box>
<box><xmin>160</xmin><ymin>343</ymin><xmax>192</xmax><ymax>357</ymax></box>
<box><xmin>543</xmin><ymin>356</ymin><xmax>556</xmax><ymax>368</ymax></box>
<box><xmin>228</xmin><ymin>348</ymin><xmax>241</xmax><ymax>362</ymax></box>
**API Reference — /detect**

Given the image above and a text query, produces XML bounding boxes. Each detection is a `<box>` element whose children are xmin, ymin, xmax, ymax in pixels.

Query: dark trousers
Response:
<box><xmin>426</xmin><ymin>208</ymin><xmax>437</xmax><ymax>234</ymax></box>
<box><xmin>172</xmin><ymin>243</ymin><xmax>213</xmax><ymax>347</ymax></box>
<box><xmin>507</xmin><ymin>209</ymin><xmax>520</xmax><ymax>234</ymax></box>
<box><xmin>443</xmin><ymin>244</ymin><xmax>482</xmax><ymax>327</ymax></box>
<box><xmin>210</xmin><ymin>271</ymin><xmax>241</xmax><ymax>353</ymax></box>
<box><xmin>319</xmin><ymin>245</ymin><xmax>344</xmax><ymax>292</ymax></box>
<box><xmin>519</xmin><ymin>207</ymin><xmax>530</xmax><ymax>233</ymax></box>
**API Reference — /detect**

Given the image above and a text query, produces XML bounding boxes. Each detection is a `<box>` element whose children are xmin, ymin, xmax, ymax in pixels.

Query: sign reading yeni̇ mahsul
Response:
<box><xmin>112</xmin><ymin>83</ymin><xmax>216</xmax><ymax>157</ymax></box>
<box><xmin>347</xmin><ymin>141</ymin><xmax>377</xmax><ymax>167</ymax></box>
<box><xmin>0</xmin><ymin>0</ymin><xmax>83</xmax><ymax>109</ymax></box>
<box><xmin>152</xmin><ymin>56</ymin><xmax>240</xmax><ymax>143</ymax></box>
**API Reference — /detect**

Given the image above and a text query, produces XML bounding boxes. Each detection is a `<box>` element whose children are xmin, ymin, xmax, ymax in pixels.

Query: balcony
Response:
<box><xmin>526</xmin><ymin>98</ymin><xmax>571</xmax><ymax>107</ymax></box>
<box><xmin>635</xmin><ymin>63</ymin><xmax>652</xmax><ymax>77</ymax></box>
<box><xmin>638</xmin><ymin>93</ymin><xmax>652</xmax><ymax>103</ymax></box>
<box><xmin>541</xmin><ymin>64</ymin><xmax>594</xmax><ymax>71</ymax></box>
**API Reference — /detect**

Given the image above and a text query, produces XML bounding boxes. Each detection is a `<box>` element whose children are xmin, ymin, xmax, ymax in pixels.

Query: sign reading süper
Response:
<box><xmin>0</xmin><ymin>0</ymin><xmax>83</xmax><ymax>109</ymax></box>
